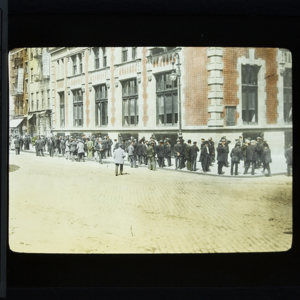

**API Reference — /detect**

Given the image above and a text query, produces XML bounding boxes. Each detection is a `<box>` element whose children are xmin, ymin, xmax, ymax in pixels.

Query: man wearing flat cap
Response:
<box><xmin>201</xmin><ymin>141</ymin><xmax>210</xmax><ymax>172</ymax></box>
<box><xmin>255</xmin><ymin>137</ymin><xmax>263</xmax><ymax>168</ymax></box>
<box><xmin>244</xmin><ymin>140</ymin><xmax>257</xmax><ymax>175</ymax></box>
<box><xmin>156</xmin><ymin>140</ymin><xmax>165</xmax><ymax>167</ymax></box>
<box><xmin>164</xmin><ymin>140</ymin><xmax>172</xmax><ymax>167</ymax></box>
<box><xmin>217</xmin><ymin>139</ymin><xmax>226</xmax><ymax>175</ymax></box>
<box><xmin>147</xmin><ymin>140</ymin><xmax>156</xmax><ymax>171</ymax></box>
<box><xmin>174</xmin><ymin>139</ymin><xmax>183</xmax><ymax>170</ymax></box>
<box><xmin>198</xmin><ymin>138</ymin><xmax>205</xmax><ymax>162</ymax></box>
<box><xmin>208</xmin><ymin>137</ymin><xmax>215</xmax><ymax>164</ymax></box>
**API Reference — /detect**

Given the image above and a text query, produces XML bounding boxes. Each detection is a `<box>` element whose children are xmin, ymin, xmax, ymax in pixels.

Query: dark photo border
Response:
<box><xmin>3</xmin><ymin>1</ymin><xmax>300</xmax><ymax>298</ymax></box>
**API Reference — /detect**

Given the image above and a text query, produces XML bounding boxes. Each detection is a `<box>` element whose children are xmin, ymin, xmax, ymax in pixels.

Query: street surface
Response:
<box><xmin>9</xmin><ymin>151</ymin><xmax>292</xmax><ymax>253</ymax></box>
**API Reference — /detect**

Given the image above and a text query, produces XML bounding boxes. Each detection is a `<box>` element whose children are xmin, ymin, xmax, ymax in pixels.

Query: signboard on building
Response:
<box><xmin>42</xmin><ymin>52</ymin><xmax>50</xmax><ymax>78</ymax></box>
<box><xmin>17</xmin><ymin>68</ymin><xmax>23</xmax><ymax>93</ymax></box>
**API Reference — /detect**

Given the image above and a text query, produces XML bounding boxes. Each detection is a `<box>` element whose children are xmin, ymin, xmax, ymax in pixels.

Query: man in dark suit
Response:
<box><xmin>174</xmin><ymin>139</ymin><xmax>183</xmax><ymax>170</ymax></box>
<box><xmin>164</xmin><ymin>140</ymin><xmax>172</xmax><ymax>167</ymax></box>
<box><xmin>230</xmin><ymin>144</ymin><xmax>243</xmax><ymax>175</ymax></box>
<box><xmin>201</xmin><ymin>141</ymin><xmax>211</xmax><ymax>172</ymax></box>
<box><xmin>156</xmin><ymin>140</ymin><xmax>165</xmax><ymax>167</ymax></box>
<box><xmin>208</xmin><ymin>137</ymin><xmax>215</xmax><ymax>164</ymax></box>
<box><xmin>198</xmin><ymin>138</ymin><xmax>205</xmax><ymax>162</ymax></box>
<box><xmin>14</xmin><ymin>136</ymin><xmax>21</xmax><ymax>155</ymax></box>
<box><xmin>143</xmin><ymin>141</ymin><xmax>148</xmax><ymax>165</ymax></box>
<box><xmin>217</xmin><ymin>139</ymin><xmax>226</xmax><ymax>175</ymax></box>
<box><xmin>107</xmin><ymin>135</ymin><xmax>113</xmax><ymax>157</ymax></box>
<box><xmin>190</xmin><ymin>141</ymin><xmax>199</xmax><ymax>171</ymax></box>
<box><xmin>244</xmin><ymin>140</ymin><xmax>257</xmax><ymax>175</ymax></box>
<box><xmin>285</xmin><ymin>143</ymin><xmax>293</xmax><ymax>177</ymax></box>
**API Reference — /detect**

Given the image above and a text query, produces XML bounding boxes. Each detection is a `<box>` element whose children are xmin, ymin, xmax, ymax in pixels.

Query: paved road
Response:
<box><xmin>9</xmin><ymin>151</ymin><xmax>292</xmax><ymax>253</ymax></box>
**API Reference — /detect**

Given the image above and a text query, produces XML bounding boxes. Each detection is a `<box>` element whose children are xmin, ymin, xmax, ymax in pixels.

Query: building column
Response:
<box><xmin>207</xmin><ymin>47</ymin><xmax>224</xmax><ymax>127</ymax></box>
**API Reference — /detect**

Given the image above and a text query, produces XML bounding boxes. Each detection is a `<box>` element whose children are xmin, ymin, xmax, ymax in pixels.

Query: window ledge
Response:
<box><xmin>67</xmin><ymin>73</ymin><xmax>85</xmax><ymax>79</ymax></box>
<box><xmin>89</xmin><ymin>67</ymin><xmax>107</xmax><ymax>74</ymax></box>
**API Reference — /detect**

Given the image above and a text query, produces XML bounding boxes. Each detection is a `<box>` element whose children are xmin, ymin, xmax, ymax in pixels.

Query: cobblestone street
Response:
<box><xmin>9</xmin><ymin>151</ymin><xmax>292</xmax><ymax>254</ymax></box>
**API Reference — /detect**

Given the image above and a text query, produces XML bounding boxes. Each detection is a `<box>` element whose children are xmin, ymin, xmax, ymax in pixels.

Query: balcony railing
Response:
<box><xmin>10</xmin><ymin>88</ymin><xmax>23</xmax><ymax>96</ymax></box>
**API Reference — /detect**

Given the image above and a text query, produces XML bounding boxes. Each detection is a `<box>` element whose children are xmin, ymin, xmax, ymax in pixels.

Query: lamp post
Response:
<box><xmin>170</xmin><ymin>52</ymin><xmax>182</xmax><ymax>139</ymax></box>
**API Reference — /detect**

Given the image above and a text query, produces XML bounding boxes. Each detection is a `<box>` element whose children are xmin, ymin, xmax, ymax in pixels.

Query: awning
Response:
<box><xmin>10</xmin><ymin>118</ymin><xmax>24</xmax><ymax>128</ymax></box>
<box><xmin>27</xmin><ymin>114</ymin><xmax>35</xmax><ymax>121</ymax></box>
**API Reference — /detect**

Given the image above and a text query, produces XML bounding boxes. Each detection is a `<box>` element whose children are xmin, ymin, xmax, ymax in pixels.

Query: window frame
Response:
<box><xmin>73</xmin><ymin>89</ymin><xmax>84</xmax><ymax>127</ymax></box>
<box><xmin>122</xmin><ymin>78</ymin><xmax>138</xmax><ymax>126</ymax></box>
<box><xmin>102</xmin><ymin>47</ymin><xmax>107</xmax><ymax>68</ymax></box>
<box><xmin>59</xmin><ymin>92</ymin><xmax>65</xmax><ymax>127</ymax></box>
<box><xmin>95</xmin><ymin>84</ymin><xmax>108</xmax><ymax>127</ymax></box>
<box><xmin>241</xmin><ymin>64</ymin><xmax>259</xmax><ymax>125</ymax></box>
<box><xmin>72</xmin><ymin>55</ymin><xmax>77</xmax><ymax>75</ymax></box>
<box><xmin>94</xmin><ymin>47</ymin><xmax>100</xmax><ymax>69</ymax></box>
<box><xmin>122</xmin><ymin>47</ymin><xmax>128</xmax><ymax>63</ymax></box>
<box><xmin>155</xmin><ymin>72</ymin><xmax>178</xmax><ymax>126</ymax></box>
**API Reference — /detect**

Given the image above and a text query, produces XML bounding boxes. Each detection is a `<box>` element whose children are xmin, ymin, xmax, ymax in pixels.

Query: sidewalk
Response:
<box><xmin>13</xmin><ymin>147</ymin><xmax>290</xmax><ymax>178</ymax></box>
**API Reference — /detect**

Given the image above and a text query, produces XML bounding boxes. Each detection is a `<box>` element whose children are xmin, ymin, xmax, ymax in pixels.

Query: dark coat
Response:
<box><xmin>14</xmin><ymin>138</ymin><xmax>20</xmax><ymax>147</ymax></box>
<box><xmin>230</xmin><ymin>147</ymin><xmax>242</xmax><ymax>163</ymax></box>
<box><xmin>261</xmin><ymin>148</ymin><xmax>272</xmax><ymax>164</ymax></box>
<box><xmin>136</xmin><ymin>143</ymin><xmax>143</xmax><ymax>155</ymax></box>
<box><xmin>174</xmin><ymin>143</ymin><xmax>183</xmax><ymax>156</ymax></box>
<box><xmin>60</xmin><ymin>139</ymin><xmax>66</xmax><ymax>150</ymax></box>
<box><xmin>285</xmin><ymin>147</ymin><xmax>293</xmax><ymax>165</ymax></box>
<box><xmin>200</xmin><ymin>145</ymin><xmax>210</xmax><ymax>160</ymax></box>
<box><xmin>48</xmin><ymin>139</ymin><xmax>55</xmax><ymax>150</ymax></box>
<box><xmin>156</xmin><ymin>145</ymin><xmax>165</xmax><ymax>158</ymax></box>
<box><xmin>107</xmin><ymin>138</ymin><xmax>113</xmax><ymax>147</ymax></box>
<box><xmin>164</xmin><ymin>144</ymin><xmax>172</xmax><ymax>157</ymax></box>
<box><xmin>217</xmin><ymin>145</ymin><xmax>226</xmax><ymax>162</ymax></box>
<box><xmin>190</xmin><ymin>145</ymin><xmax>199</xmax><ymax>158</ymax></box>
<box><xmin>142</xmin><ymin>144</ymin><xmax>148</xmax><ymax>155</ymax></box>
<box><xmin>246</xmin><ymin>144</ymin><xmax>257</xmax><ymax>162</ymax></box>
<box><xmin>185</xmin><ymin>144</ymin><xmax>191</xmax><ymax>159</ymax></box>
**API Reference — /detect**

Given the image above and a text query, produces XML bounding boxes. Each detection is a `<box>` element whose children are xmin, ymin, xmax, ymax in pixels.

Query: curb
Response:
<box><xmin>15</xmin><ymin>149</ymin><xmax>289</xmax><ymax>178</ymax></box>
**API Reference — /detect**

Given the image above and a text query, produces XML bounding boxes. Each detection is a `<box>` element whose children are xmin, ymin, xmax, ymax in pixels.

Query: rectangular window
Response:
<box><xmin>73</xmin><ymin>89</ymin><xmax>83</xmax><ymax>127</ymax></box>
<box><xmin>94</xmin><ymin>48</ymin><xmax>99</xmax><ymax>69</ymax></box>
<box><xmin>122</xmin><ymin>79</ymin><xmax>138</xmax><ymax>126</ymax></box>
<box><xmin>41</xmin><ymin>91</ymin><xmax>44</xmax><ymax>109</ymax></box>
<box><xmin>72</xmin><ymin>55</ymin><xmax>77</xmax><ymax>75</ymax></box>
<box><xmin>79</xmin><ymin>54</ymin><xmax>83</xmax><ymax>73</ymax></box>
<box><xmin>95</xmin><ymin>84</ymin><xmax>108</xmax><ymax>126</ymax></box>
<box><xmin>156</xmin><ymin>72</ymin><xmax>178</xmax><ymax>125</ymax></box>
<box><xmin>122</xmin><ymin>47</ymin><xmax>128</xmax><ymax>63</ymax></box>
<box><xmin>132</xmin><ymin>47</ymin><xmax>137</xmax><ymax>60</ymax></box>
<box><xmin>36</xmin><ymin>93</ymin><xmax>39</xmax><ymax>111</ymax></box>
<box><xmin>102</xmin><ymin>47</ymin><xmax>107</xmax><ymax>67</ymax></box>
<box><xmin>284</xmin><ymin>68</ymin><xmax>292</xmax><ymax>124</ymax></box>
<box><xmin>59</xmin><ymin>92</ymin><xmax>65</xmax><ymax>127</ymax></box>
<box><xmin>31</xmin><ymin>68</ymin><xmax>34</xmax><ymax>82</ymax></box>
<box><xmin>31</xmin><ymin>94</ymin><xmax>34</xmax><ymax>111</ymax></box>
<box><xmin>47</xmin><ymin>89</ymin><xmax>50</xmax><ymax>109</ymax></box>
<box><xmin>241</xmin><ymin>64</ymin><xmax>259</xmax><ymax>124</ymax></box>
<box><xmin>226</xmin><ymin>106</ymin><xmax>236</xmax><ymax>126</ymax></box>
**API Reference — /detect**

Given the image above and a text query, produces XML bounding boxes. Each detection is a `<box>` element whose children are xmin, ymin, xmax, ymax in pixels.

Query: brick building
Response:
<box><xmin>11</xmin><ymin>47</ymin><xmax>291</xmax><ymax>154</ymax></box>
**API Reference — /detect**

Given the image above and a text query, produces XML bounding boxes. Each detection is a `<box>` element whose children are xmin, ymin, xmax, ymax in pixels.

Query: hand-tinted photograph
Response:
<box><xmin>8</xmin><ymin>47</ymin><xmax>292</xmax><ymax>253</ymax></box>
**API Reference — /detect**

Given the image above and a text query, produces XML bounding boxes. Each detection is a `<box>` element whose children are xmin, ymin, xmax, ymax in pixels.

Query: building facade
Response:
<box><xmin>27</xmin><ymin>47</ymin><xmax>52</xmax><ymax>137</ymax></box>
<box><xmin>10</xmin><ymin>47</ymin><xmax>292</xmax><ymax>155</ymax></box>
<box><xmin>9</xmin><ymin>48</ymin><xmax>28</xmax><ymax>136</ymax></box>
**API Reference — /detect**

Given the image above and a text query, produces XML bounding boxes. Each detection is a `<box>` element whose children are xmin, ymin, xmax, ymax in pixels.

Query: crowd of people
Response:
<box><xmin>9</xmin><ymin>133</ymin><xmax>293</xmax><ymax>177</ymax></box>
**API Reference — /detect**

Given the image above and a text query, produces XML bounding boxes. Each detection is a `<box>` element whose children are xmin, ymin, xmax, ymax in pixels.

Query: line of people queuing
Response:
<box><xmin>9</xmin><ymin>133</ymin><xmax>292</xmax><ymax>177</ymax></box>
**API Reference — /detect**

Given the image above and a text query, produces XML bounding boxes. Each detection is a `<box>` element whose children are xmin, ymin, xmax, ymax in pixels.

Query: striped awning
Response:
<box><xmin>10</xmin><ymin>118</ymin><xmax>23</xmax><ymax>128</ymax></box>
